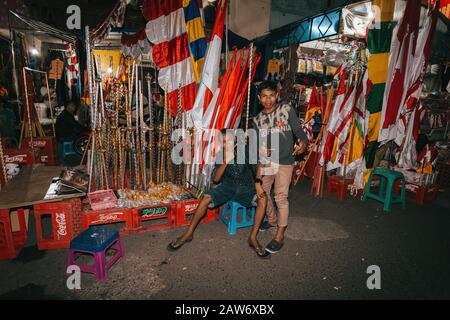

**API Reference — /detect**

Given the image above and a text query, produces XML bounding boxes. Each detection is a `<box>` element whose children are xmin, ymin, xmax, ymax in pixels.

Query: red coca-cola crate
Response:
<box><xmin>394</xmin><ymin>181</ymin><xmax>438</xmax><ymax>205</ymax></box>
<box><xmin>82</xmin><ymin>207</ymin><xmax>136</xmax><ymax>235</ymax></box>
<box><xmin>20</xmin><ymin>137</ymin><xmax>58</xmax><ymax>165</ymax></box>
<box><xmin>133</xmin><ymin>202</ymin><xmax>176</xmax><ymax>233</ymax></box>
<box><xmin>0</xmin><ymin>208</ymin><xmax>28</xmax><ymax>260</ymax></box>
<box><xmin>175</xmin><ymin>199</ymin><xmax>217</xmax><ymax>226</ymax></box>
<box><xmin>33</xmin><ymin>198</ymin><xmax>83</xmax><ymax>250</ymax></box>
<box><xmin>327</xmin><ymin>175</ymin><xmax>355</xmax><ymax>200</ymax></box>
<box><xmin>4</xmin><ymin>148</ymin><xmax>36</xmax><ymax>165</ymax></box>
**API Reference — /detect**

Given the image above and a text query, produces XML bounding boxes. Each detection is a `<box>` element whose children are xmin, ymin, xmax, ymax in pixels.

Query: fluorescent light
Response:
<box><xmin>107</xmin><ymin>67</ymin><xmax>113</xmax><ymax>73</ymax></box>
<box><xmin>30</xmin><ymin>48</ymin><xmax>39</xmax><ymax>56</ymax></box>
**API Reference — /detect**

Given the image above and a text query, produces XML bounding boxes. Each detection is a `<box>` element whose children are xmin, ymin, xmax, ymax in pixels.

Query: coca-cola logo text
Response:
<box><xmin>56</xmin><ymin>213</ymin><xmax>68</xmax><ymax>239</ymax></box>
<box><xmin>5</xmin><ymin>155</ymin><xmax>27</xmax><ymax>163</ymax></box>
<box><xmin>91</xmin><ymin>212</ymin><xmax>124</xmax><ymax>224</ymax></box>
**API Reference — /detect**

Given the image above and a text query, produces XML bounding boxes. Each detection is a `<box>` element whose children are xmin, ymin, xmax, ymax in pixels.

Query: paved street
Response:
<box><xmin>1</xmin><ymin>181</ymin><xmax>449</xmax><ymax>300</ymax></box>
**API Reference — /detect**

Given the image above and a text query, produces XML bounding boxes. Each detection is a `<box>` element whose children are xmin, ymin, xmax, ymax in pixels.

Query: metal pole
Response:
<box><xmin>85</xmin><ymin>26</ymin><xmax>96</xmax><ymax>192</ymax></box>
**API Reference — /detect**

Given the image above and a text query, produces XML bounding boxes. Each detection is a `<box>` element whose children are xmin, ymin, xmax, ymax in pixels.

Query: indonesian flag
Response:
<box><xmin>378</xmin><ymin>0</ymin><xmax>421</xmax><ymax>143</ymax></box>
<box><xmin>189</xmin><ymin>0</ymin><xmax>227</xmax><ymax>130</ymax></box>
<box><xmin>143</xmin><ymin>0</ymin><xmax>197</xmax><ymax>116</ymax></box>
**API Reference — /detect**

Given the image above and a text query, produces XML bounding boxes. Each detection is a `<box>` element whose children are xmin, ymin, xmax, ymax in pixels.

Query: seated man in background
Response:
<box><xmin>0</xmin><ymin>96</ymin><xmax>17</xmax><ymax>141</ymax></box>
<box><xmin>55</xmin><ymin>100</ymin><xmax>87</xmax><ymax>141</ymax></box>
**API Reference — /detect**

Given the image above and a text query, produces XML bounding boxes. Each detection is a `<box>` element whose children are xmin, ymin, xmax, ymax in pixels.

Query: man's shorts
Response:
<box><xmin>205</xmin><ymin>183</ymin><xmax>257</xmax><ymax>208</ymax></box>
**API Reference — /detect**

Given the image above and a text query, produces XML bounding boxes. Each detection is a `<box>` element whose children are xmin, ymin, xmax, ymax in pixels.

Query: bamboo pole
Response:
<box><xmin>44</xmin><ymin>73</ymin><xmax>55</xmax><ymax>137</ymax></box>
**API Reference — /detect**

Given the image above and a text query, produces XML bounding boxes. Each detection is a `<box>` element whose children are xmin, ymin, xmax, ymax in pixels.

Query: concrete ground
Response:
<box><xmin>1</xmin><ymin>181</ymin><xmax>449</xmax><ymax>300</ymax></box>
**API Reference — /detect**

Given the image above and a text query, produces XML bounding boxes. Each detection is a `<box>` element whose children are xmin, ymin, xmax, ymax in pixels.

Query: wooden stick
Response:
<box><xmin>22</xmin><ymin>68</ymin><xmax>34</xmax><ymax>155</ymax></box>
<box><xmin>44</xmin><ymin>73</ymin><xmax>55</xmax><ymax>137</ymax></box>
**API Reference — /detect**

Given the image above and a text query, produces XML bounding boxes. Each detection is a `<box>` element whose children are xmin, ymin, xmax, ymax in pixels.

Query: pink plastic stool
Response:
<box><xmin>67</xmin><ymin>226</ymin><xmax>124</xmax><ymax>282</ymax></box>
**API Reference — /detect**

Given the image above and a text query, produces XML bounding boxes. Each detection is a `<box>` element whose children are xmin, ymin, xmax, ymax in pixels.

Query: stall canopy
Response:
<box><xmin>9</xmin><ymin>10</ymin><xmax>77</xmax><ymax>43</ymax></box>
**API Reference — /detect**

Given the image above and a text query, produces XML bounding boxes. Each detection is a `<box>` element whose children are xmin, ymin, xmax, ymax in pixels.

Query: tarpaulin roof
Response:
<box><xmin>9</xmin><ymin>10</ymin><xmax>77</xmax><ymax>43</ymax></box>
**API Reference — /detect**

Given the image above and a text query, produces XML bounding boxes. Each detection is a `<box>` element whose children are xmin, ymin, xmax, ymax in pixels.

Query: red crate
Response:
<box><xmin>327</xmin><ymin>176</ymin><xmax>355</xmax><ymax>200</ymax></box>
<box><xmin>394</xmin><ymin>181</ymin><xmax>438</xmax><ymax>205</ymax></box>
<box><xmin>175</xmin><ymin>199</ymin><xmax>217</xmax><ymax>226</ymax></box>
<box><xmin>4</xmin><ymin>148</ymin><xmax>36</xmax><ymax>164</ymax></box>
<box><xmin>0</xmin><ymin>208</ymin><xmax>28</xmax><ymax>260</ymax></box>
<box><xmin>133</xmin><ymin>202</ymin><xmax>176</xmax><ymax>233</ymax></box>
<box><xmin>20</xmin><ymin>137</ymin><xmax>58</xmax><ymax>165</ymax></box>
<box><xmin>33</xmin><ymin>198</ymin><xmax>83</xmax><ymax>250</ymax></box>
<box><xmin>82</xmin><ymin>207</ymin><xmax>136</xmax><ymax>235</ymax></box>
<box><xmin>87</xmin><ymin>189</ymin><xmax>117</xmax><ymax>210</ymax></box>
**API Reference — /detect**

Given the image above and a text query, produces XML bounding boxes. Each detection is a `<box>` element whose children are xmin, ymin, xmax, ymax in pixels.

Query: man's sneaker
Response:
<box><xmin>265</xmin><ymin>239</ymin><xmax>284</xmax><ymax>254</ymax></box>
<box><xmin>259</xmin><ymin>221</ymin><xmax>276</xmax><ymax>232</ymax></box>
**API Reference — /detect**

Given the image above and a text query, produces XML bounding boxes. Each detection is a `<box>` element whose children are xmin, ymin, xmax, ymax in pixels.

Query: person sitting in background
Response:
<box><xmin>0</xmin><ymin>96</ymin><xmax>16</xmax><ymax>140</ymax></box>
<box><xmin>55</xmin><ymin>100</ymin><xmax>87</xmax><ymax>141</ymax></box>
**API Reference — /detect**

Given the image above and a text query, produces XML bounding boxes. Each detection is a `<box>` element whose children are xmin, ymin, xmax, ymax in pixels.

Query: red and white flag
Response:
<box><xmin>143</xmin><ymin>0</ymin><xmax>197</xmax><ymax>116</ymax></box>
<box><xmin>397</xmin><ymin>1</ymin><xmax>439</xmax><ymax>169</ymax></box>
<box><xmin>378</xmin><ymin>0</ymin><xmax>421</xmax><ymax>143</ymax></box>
<box><xmin>189</xmin><ymin>0</ymin><xmax>227</xmax><ymax>129</ymax></box>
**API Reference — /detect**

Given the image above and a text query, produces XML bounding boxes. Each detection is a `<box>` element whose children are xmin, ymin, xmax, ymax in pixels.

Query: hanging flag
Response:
<box><xmin>345</xmin><ymin>68</ymin><xmax>370</xmax><ymax>172</ymax></box>
<box><xmin>364</xmin><ymin>0</ymin><xmax>396</xmax><ymax>169</ymax></box>
<box><xmin>65</xmin><ymin>42</ymin><xmax>79</xmax><ymax>88</ymax></box>
<box><xmin>189</xmin><ymin>0</ymin><xmax>227</xmax><ymax>129</ymax></box>
<box><xmin>304</xmin><ymin>85</ymin><xmax>321</xmax><ymax>123</ymax></box>
<box><xmin>121</xmin><ymin>27</ymin><xmax>151</xmax><ymax>58</ymax></box>
<box><xmin>378</xmin><ymin>0</ymin><xmax>421</xmax><ymax>143</ymax></box>
<box><xmin>183</xmin><ymin>0</ymin><xmax>207</xmax><ymax>84</ymax></box>
<box><xmin>143</xmin><ymin>0</ymin><xmax>197</xmax><ymax>116</ymax></box>
<box><xmin>319</xmin><ymin>68</ymin><xmax>348</xmax><ymax>166</ymax></box>
<box><xmin>397</xmin><ymin>1</ymin><xmax>439</xmax><ymax>169</ymax></box>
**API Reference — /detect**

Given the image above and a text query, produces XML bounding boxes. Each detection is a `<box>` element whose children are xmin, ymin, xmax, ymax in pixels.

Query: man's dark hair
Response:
<box><xmin>258</xmin><ymin>80</ymin><xmax>277</xmax><ymax>95</ymax></box>
<box><xmin>66</xmin><ymin>100</ymin><xmax>77</xmax><ymax>109</ymax></box>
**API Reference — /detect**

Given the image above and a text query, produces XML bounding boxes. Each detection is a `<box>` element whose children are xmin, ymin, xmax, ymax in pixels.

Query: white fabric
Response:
<box><xmin>145</xmin><ymin>8</ymin><xmax>186</xmax><ymax>45</ymax></box>
<box><xmin>157</xmin><ymin>57</ymin><xmax>195</xmax><ymax>93</ymax></box>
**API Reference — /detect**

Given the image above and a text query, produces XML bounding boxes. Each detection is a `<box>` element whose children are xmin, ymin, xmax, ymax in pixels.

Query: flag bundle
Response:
<box><xmin>396</xmin><ymin>1</ymin><xmax>439</xmax><ymax>169</ymax></box>
<box><xmin>189</xmin><ymin>0</ymin><xmax>227</xmax><ymax>130</ymax></box>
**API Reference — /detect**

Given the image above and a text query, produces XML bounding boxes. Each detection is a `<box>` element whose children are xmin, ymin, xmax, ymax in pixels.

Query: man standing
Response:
<box><xmin>253</xmin><ymin>81</ymin><xmax>308</xmax><ymax>253</ymax></box>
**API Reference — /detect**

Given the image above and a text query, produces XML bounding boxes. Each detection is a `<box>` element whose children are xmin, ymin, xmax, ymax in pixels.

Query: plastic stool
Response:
<box><xmin>59</xmin><ymin>140</ymin><xmax>76</xmax><ymax>162</ymax></box>
<box><xmin>362</xmin><ymin>168</ymin><xmax>406</xmax><ymax>212</ymax></box>
<box><xmin>220</xmin><ymin>201</ymin><xmax>255</xmax><ymax>236</ymax></box>
<box><xmin>67</xmin><ymin>226</ymin><xmax>124</xmax><ymax>282</ymax></box>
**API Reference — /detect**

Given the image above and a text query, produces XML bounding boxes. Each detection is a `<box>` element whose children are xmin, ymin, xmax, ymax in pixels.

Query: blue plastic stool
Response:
<box><xmin>59</xmin><ymin>140</ymin><xmax>76</xmax><ymax>162</ymax></box>
<box><xmin>67</xmin><ymin>226</ymin><xmax>124</xmax><ymax>282</ymax></box>
<box><xmin>362</xmin><ymin>167</ymin><xmax>406</xmax><ymax>212</ymax></box>
<box><xmin>220</xmin><ymin>201</ymin><xmax>255</xmax><ymax>235</ymax></box>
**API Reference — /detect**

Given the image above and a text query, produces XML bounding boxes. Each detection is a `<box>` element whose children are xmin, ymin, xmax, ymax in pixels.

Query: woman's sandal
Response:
<box><xmin>167</xmin><ymin>235</ymin><xmax>193</xmax><ymax>251</ymax></box>
<box><xmin>248</xmin><ymin>240</ymin><xmax>271</xmax><ymax>259</ymax></box>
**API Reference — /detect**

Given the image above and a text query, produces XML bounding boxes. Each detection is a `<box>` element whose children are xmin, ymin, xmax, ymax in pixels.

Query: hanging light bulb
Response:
<box><xmin>30</xmin><ymin>36</ymin><xmax>39</xmax><ymax>56</ymax></box>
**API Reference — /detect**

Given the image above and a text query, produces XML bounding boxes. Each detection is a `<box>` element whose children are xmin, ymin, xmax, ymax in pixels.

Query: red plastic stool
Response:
<box><xmin>0</xmin><ymin>208</ymin><xmax>28</xmax><ymax>260</ymax></box>
<box><xmin>327</xmin><ymin>176</ymin><xmax>354</xmax><ymax>200</ymax></box>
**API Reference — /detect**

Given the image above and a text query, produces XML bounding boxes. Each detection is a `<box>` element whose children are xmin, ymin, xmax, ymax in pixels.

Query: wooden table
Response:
<box><xmin>0</xmin><ymin>164</ymin><xmax>85</xmax><ymax>210</ymax></box>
